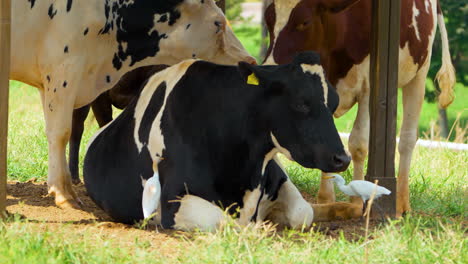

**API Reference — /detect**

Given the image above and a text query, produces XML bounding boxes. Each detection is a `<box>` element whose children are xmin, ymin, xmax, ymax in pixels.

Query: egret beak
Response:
<box><xmin>322</xmin><ymin>176</ymin><xmax>335</xmax><ymax>180</ymax></box>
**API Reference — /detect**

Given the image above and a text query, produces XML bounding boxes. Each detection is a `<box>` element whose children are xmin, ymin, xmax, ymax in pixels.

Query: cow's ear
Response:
<box><xmin>293</xmin><ymin>51</ymin><xmax>321</xmax><ymax>66</ymax></box>
<box><xmin>238</xmin><ymin>62</ymin><xmax>264</xmax><ymax>86</ymax></box>
<box><xmin>320</xmin><ymin>0</ymin><xmax>360</xmax><ymax>13</ymax></box>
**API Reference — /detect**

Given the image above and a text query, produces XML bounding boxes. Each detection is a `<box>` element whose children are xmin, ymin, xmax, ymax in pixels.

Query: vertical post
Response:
<box><xmin>217</xmin><ymin>0</ymin><xmax>226</xmax><ymax>12</ymax></box>
<box><xmin>0</xmin><ymin>0</ymin><xmax>11</xmax><ymax>218</ymax></box>
<box><xmin>366</xmin><ymin>0</ymin><xmax>400</xmax><ymax>217</ymax></box>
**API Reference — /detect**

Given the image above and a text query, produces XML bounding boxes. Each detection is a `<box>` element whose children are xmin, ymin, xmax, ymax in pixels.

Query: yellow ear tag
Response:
<box><xmin>247</xmin><ymin>73</ymin><xmax>259</xmax><ymax>86</ymax></box>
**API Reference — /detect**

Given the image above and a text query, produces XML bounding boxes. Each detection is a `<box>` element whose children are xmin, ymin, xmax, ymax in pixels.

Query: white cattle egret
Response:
<box><xmin>141</xmin><ymin>172</ymin><xmax>161</xmax><ymax>219</ymax></box>
<box><xmin>324</xmin><ymin>174</ymin><xmax>391</xmax><ymax>202</ymax></box>
<box><xmin>323</xmin><ymin>174</ymin><xmax>391</xmax><ymax>216</ymax></box>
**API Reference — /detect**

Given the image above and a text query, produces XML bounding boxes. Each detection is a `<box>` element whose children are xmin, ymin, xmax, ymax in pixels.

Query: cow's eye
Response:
<box><xmin>296</xmin><ymin>20</ymin><xmax>311</xmax><ymax>31</ymax></box>
<box><xmin>214</xmin><ymin>21</ymin><xmax>224</xmax><ymax>33</ymax></box>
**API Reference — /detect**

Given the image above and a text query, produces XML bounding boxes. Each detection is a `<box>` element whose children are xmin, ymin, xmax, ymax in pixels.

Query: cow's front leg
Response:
<box><xmin>172</xmin><ymin>195</ymin><xmax>226</xmax><ymax>232</ymax></box>
<box><xmin>41</xmin><ymin>83</ymin><xmax>80</xmax><ymax>208</ymax></box>
<box><xmin>159</xmin><ymin>174</ymin><xmax>225</xmax><ymax>231</ymax></box>
<box><xmin>317</xmin><ymin>171</ymin><xmax>336</xmax><ymax>203</ymax></box>
<box><xmin>160</xmin><ymin>184</ymin><xmax>225</xmax><ymax>231</ymax></box>
<box><xmin>267</xmin><ymin>179</ymin><xmax>313</xmax><ymax>229</ymax></box>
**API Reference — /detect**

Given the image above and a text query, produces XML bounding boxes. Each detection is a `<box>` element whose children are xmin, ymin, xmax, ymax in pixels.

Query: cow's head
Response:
<box><xmin>263</xmin><ymin>0</ymin><xmax>360</xmax><ymax>65</ymax></box>
<box><xmin>106</xmin><ymin>0</ymin><xmax>256</xmax><ymax>71</ymax></box>
<box><xmin>238</xmin><ymin>51</ymin><xmax>350</xmax><ymax>172</ymax></box>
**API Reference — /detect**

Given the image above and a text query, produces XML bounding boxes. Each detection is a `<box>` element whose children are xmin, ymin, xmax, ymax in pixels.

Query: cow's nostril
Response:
<box><xmin>333</xmin><ymin>153</ymin><xmax>351</xmax><ymax>167</ymax></box>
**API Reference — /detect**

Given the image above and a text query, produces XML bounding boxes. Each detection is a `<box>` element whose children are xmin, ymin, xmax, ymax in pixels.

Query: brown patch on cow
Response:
<box><xmin>271</xmin><ymin>0</ymin><xmax>371</xmax><ymax>85</ymax></box>
<box><xmin>399</xmin><ymin>0</ymin><xmax>434</xmax><ymax>67</ymax></box>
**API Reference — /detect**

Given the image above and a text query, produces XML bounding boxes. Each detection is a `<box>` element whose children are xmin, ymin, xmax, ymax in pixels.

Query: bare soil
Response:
<box><xmin>6</xmin><ymin>181</ymin><xmax>383</xmax><ymax>247</ymax></box>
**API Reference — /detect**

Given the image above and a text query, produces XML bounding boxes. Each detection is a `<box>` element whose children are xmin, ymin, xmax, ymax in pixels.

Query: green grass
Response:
<box><xmin>1</xmin><ymin>214</ymin><xmax>466</xmax><ymax>263</ymax></box>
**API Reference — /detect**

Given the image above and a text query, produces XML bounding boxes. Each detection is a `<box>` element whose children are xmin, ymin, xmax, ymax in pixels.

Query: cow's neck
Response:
<box><xmin>318</xmin><ymin>2</ymin><xmax>371</xmax><ymax>85</ymax></box>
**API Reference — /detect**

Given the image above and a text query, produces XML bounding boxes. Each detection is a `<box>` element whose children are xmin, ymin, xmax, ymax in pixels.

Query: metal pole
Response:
<box><xmin>0</xmin><ymin>0</ymin><xmax>11</xmax><ymax>218</ymax></box>
<box><xmin>366</xmin><ymin>0</ymin><xmax>400</xmax><ymax>218</ymax></box>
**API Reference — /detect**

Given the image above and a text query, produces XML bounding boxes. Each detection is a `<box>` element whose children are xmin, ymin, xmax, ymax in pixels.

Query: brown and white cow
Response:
<box><xmin>264</xmin><ymin>0</ymin><xmax>455</xmax><ymax>217</ymax></box>
<box><xmin>10</xmin><ymin>0</ymin><xmax>255</xmax><ymax>208</ymax></box>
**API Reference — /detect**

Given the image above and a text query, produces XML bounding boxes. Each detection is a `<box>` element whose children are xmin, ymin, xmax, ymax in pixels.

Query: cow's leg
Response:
<box><xmin>317</xmin><ymin>172</ymin><xmax>336</xmax><ymax>203</ymax></box>
<box><xmin>41</xmin><ymin>82</ymin><xmax>80</xmax><ymax>208</ymax></box>
<box><xmin>267</xmin><ymin>179</ymin><xmax>314</xmax><ymax>229</ymax></box>
<box><xmin>69</xmin><ymin>105</ymin><xmax>90</xmax><ymax>185</ymax></box>
<box><xmin>172</xmin><ymin>195</ymin><xmax>226</xmax><ymax>232</ymax></box>
<box><xmin>91</xmin><ymin>92</ymin><xmax>113</xmax><ymax>127</ymax></box>
<box><xmin>160</xmin><ymin>182</ymin><xmax>225</xmax><ymax>231</ymax></box>
<box><xmin>397</xmin><ymin>69</ymin><xmax>426</xmax><ymax>216</ymax></box>
<box><xmin>347</xmin><ymin>89</ymin><xmax>370</xmax><ymax>205</ymax></box>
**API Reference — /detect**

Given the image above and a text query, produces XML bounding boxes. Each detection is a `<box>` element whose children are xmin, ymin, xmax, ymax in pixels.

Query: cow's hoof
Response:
<box><xmin>396</xmin><ymin>202</ymin><xmax>411</xmax><ymax>218</ymax></box>
<box><xmin>56</xmin><ymin>198</ymin><xmax>82</xmax><ymax>209</ymax></box>
<box><xmin>71</xmin><ymin>178</ymin><xmax>82</xmax><ymax>185</ymax></box>
<box><xmin>48</xmin><ymin>186</ymin><xmax>83</xmax><ymax>209</ymax></box>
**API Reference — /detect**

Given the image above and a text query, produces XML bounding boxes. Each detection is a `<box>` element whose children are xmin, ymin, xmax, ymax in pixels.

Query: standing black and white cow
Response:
<box><xmin>10</xmin><ymin>0</ymin><xmax>255</xmax><ymax>208</ymax></box>
<box><xmin>84</xmin><ymin>52</ymin><xmax>351</xmax><ymax>230</ymax></box>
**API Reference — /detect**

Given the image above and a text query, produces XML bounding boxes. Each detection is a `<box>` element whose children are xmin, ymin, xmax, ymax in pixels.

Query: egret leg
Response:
<box><xmin>360</xmin><ymin>200</ymin><xmax>368</xmax><ymax>222</ymax></box>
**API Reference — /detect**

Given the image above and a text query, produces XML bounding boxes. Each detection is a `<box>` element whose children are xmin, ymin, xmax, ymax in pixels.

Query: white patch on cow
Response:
<box><xmin>274</xmin><ymin>179</ymin><xmax>313</xmax><ymax>228</ymax></box>
<box><xmin>270</xmin><ymin>132</ymin><xmax>292</xmax><ymax>161</ymax></box>
<box><xmin>264</xmin><ymin>0</ymin><xmax>301</xmax><ymax>65</ymax></box>
<box><xmin>238</xmin><ymin>187</ymin><xmax>263</xmax><ymax>226</ymax></box>
<box><xmin>121</xmin><ymin>41</ymin><xmax>128</xmax><ymax>53</ymax></box>
<box><xmin>149</xmin><ymin>13</ymin><xmax>170</xmax><ymax>36</ymax></box>
<box><xmin>133</xmin><ymin>60</ymin><xmax>196</xmax><ymax>159</ymax></box>
<box><xmin>300</xmin><ymin>64</ymin><xmax>329</xmax><ymax>106</ymax></box>
<box><xmin>334</xmin><ymin>56</ymin><xmax>369</xmax><ymax>117</ymax></box>
<box><xmin>173</xmin><ymin>195</ymin><xmax>226</xmax><ymax>231</ymax></box>
<box><xmin>398</xmin><ymin>43</ymin><xmax>421</xmax><ymax>87</ymax></box>
<box><xmin>261</xmin><ymin>148</ymin><xmax>278</xmax><ymax>176</ymax></box>
<box><xmin>412</xmin><ymin>2</ymin><xmax>421</xmax><ymax>41</ymax></box>
<box><xmin>147</xmin><ymin>60</ymin><xmax>197</xmax><ymax>161</ymax></box>
<box><xmin>424</xmin><ymin>0</ymin><xmax>430</xmax><ymax>13</ymax></box>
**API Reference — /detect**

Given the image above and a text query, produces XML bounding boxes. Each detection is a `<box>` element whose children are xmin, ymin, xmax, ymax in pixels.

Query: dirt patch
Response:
<box><xmin>6</xmin><ymin>181</ymin><xmax>384</xmax><ymax>244</ymax></box>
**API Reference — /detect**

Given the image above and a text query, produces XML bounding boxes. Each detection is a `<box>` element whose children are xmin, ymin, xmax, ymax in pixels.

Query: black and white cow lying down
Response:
<box><xmin>84</xmin><ymin>52</ymin><xmax>351</xmax><ymax>230</ymax></box>
<box><xmin>11</xmin><ymin>0</ymin><xmax>254</xmax><ymax>208</ymax></box>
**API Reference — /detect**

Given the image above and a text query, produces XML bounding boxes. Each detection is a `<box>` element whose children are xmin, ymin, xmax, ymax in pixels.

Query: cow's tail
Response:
<box><xmin>435</xmin><ymin>3</ymin><xmax>456</xmax><ymax>109</ymax></box>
